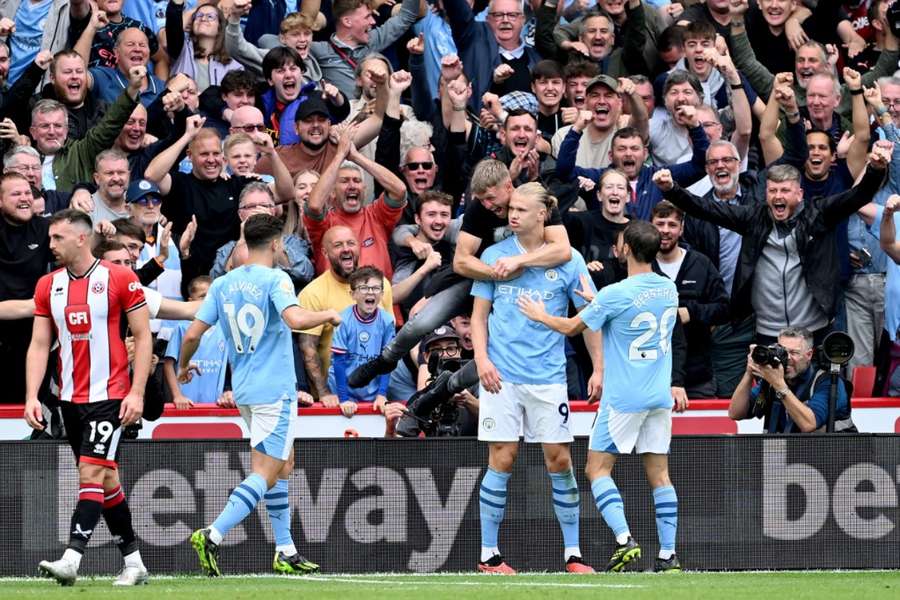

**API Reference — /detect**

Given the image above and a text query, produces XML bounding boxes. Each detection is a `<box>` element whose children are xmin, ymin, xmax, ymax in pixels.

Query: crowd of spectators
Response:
<box><xmin>2</xmin><ymin>0</ymin><xmax>900</xmax><ymax>436</ymax></box>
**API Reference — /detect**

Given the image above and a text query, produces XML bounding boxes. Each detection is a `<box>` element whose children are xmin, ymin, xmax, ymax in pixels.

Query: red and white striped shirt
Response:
<box><xmin>34</xmin><ymin>260</ymin><xmax>146</xmax><ymax>403</ymax></box>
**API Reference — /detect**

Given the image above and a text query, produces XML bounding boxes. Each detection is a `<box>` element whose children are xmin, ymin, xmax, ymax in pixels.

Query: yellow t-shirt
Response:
<box><xmin>297</xmin><ymin>270</ymin><xmax>393</xmax><ymax>372</ymax></box>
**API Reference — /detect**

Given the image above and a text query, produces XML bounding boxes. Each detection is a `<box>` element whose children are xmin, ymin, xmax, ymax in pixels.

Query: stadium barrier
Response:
<box><xmin>1</xmin><ymin>435</ymin><xmax>898</xmax><ymax>575</ymax></box>
<box><xmin>1</xmin><ymin>398</ymin><xmax>899</xmax><ymax>438</ymax></box>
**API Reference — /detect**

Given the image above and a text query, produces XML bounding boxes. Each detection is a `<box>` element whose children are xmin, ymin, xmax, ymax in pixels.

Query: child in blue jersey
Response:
<box><xmin>164</xmin><ymin>277</ymin><xmax>228</xmax><ymax>407</ymax></box>
<box><xmin>470</xmin><ymin>183</ymin><xmax>602</xmax><ymax>575</ymax></box>
<box><xmin>520</xmin><ymin>220</ymin><xmax>686</xmax><ymax>574</ymax></box>
<box><xmin>177</xmin><ymin>215</ymin><xmax>341</xmax><ymax>577</ymax></box>
<box><xmin>329</xmin><ymin>266</ymin><xmax>395</xmax><ymax>417</ymax></box>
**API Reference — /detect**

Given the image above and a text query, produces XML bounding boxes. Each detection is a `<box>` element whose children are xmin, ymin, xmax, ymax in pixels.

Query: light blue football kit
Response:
<box><xmin>195</xmin><ymin>264</ymin><xmax>301</xmax><ymax>552</ymax></box>
<box><xmin>579</xmin><ymin>271</ymin><xmax>679</xmax><ymax>559</ymax></box>
<box><xmin>472</xmin><ymin>235</ymin><xmax>594</xmax><ymax>564</ymax></box>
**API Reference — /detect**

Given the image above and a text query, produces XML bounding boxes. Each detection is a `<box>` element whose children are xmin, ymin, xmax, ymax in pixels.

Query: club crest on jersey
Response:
<box><xmin>482</xmin><ymin>417</ymin><xmax>496</xmax><ymax>431</ymax></box>
<box><xmin>91</xmin><ymin>281</ymin><xmax>106</xmax><ymax>295</ymax></box>
<box><xmin>358</xmin><ymin>331</ymin><xmax>371</xmax><ymax>343</ymax></box>
<box><xmin>545</xmin><ymin>269</ymin><xmax>559</xmax><ymax>281</ymax></box>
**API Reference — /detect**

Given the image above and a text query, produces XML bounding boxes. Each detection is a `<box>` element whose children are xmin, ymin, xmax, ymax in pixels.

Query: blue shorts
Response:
<box><xmin>589</xmin><ymin>403</ymin><xmax>671</xmax><ymax>455</ymax></box>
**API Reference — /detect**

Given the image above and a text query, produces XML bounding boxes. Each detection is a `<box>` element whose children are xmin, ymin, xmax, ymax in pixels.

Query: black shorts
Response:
<box><xmin>60</xmin><ymin>400</ymin><xmax>123</xmax><ymax>468</ymax></box>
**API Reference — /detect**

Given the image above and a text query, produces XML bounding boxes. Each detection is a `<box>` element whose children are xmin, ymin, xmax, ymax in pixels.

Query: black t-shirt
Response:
<box><xmin>537</xmin><ymin>110</ymin><xmax>564</xmax><ymax>143</ymax></box>
<box><xmin>162</xmin><ymin>173</ymin><xmax>254</xmax><ymax>283</ymax></box>
<box><xmin>0</xmin><ymin>215</ymin><xmax>51</xmax><ymax>300</ymax></box>
<box><xmin>564</xmin><ymin>210</ymin><xmax>627</xmax><ymax>264</ymax></box>
<box><xmin>425</xmin><ymin>198</ymin><xmax>563</xmax><ymax>294</ymax></box>
<box><xmin>680</xmin><ymin>5</ymin><xmax>731</xmax><ymax>39</ymax></box>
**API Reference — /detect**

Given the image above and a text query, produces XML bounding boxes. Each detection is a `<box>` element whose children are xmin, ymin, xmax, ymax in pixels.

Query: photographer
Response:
<box><xmin>729</xmin><ymin>327</ymin><xmax>853</xmax><ymax>433</ymax></box>
<box><xmin>390</xmin><ymin>325</ymin><xmax>478</xmax><ymax>438</ymax></box>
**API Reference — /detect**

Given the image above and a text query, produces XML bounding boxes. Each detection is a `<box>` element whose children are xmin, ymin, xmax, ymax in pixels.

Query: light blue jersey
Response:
<box><xmin>472</xmin><ymin>236</ymin><xmax>592</xmax><ymax>385</ymax></box>
<box><xmin>329</xmin><ymin>305</ymin><xmax>395</xmax><ymax>402</ymax></box>
<box><xmin>581</xmin><ymin>272</ymin><xmax>679</xmax><ymax>412</ymax></box>
<box><xmin>8</xmin><ymin>0</ymin><xmax>52</xmax><ymax>84</ymax></box>
<box><xmin>166</xmin><ymin>321</ymin><xmax>227</xmax><ymax>404</ymax></box>
<box><xmin>195</xmin><ymin>264</ymin><xmax>298</xmax><ymax>405</ymax></box>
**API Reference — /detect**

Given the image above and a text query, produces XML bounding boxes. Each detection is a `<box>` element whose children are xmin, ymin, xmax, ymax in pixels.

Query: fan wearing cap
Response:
<box><xmin>127</xmin><ymin>177</ymin><xmax>182</xmax><ymax>308</ymax></box>
<box><xmin>255</xmin><ymin>65</ymin><xmax>388</xmax><ymax>179</ymax></box>
<box><xmin>550</xmin><ymin>75</ymin><xmax>649</xmax><ymax>174</ymax></box>
<box><xmin>535</xmin><ymin>1</ymin><xmax>649</xmax><ymax>76</ymax></box>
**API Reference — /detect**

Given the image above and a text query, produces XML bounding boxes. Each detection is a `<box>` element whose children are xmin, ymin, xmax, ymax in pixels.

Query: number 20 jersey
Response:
<box><xmin>195</xmin><ymin>264</ymin><xmax>299</xmax><ymax>405</ymax></box>
<box><xmin>33</xmin><ymin>260</ymin><xmax>147</xmax><ymax>403</ymax></box>
<box><xmin>580</xmin><ymin>272</ymin><xmax>679</xmax><ymax>413</ymax></box>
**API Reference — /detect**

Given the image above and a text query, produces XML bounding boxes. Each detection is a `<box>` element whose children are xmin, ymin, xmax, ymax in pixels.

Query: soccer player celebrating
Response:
<box><xmin>470</xmin><ymin>182</ymin><xmax>601</xmax><ymax>574</ymax></box>
<box><xmin>519</xmin><ymin>219</ymin><xmax>686</xmax><ymax>573</ymax></box>
<box><xmin>178</xmin><ymin>214</ymin><xmax>341</xmax><ymax>576</ymax></box>
<box><xmin>25</xmin><ymin>208</ymin><xmax>152</xmax><ymax>586</ymax></box>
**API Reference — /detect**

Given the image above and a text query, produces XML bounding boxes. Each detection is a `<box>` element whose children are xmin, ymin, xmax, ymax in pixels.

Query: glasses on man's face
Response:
<box><xmin>10</xmin><ymin>164</ymin><xmax>42</xmax><ymax>174</ymax></box>
<box><xmin>705</xmin><ymin>156</ymin><xmax>739</xmax><ymax>167</ymax></box>
<box><xmin>134</xmin><ymin>196</ymin><xmax>162</xmax><ymax>207</ymax></box>
<box><xmin>882</xmin><ymin>98</ymin><xmax>900</xmax><ymax>108</ymax></box>
<box><xmin>488</xmin><ymin>11</ymin><xmax>522</xmax><ymax>20</ymax></box>
<box><xmin>431</xmin><ymin>345</ymin><xmax>461</xmax><ymax>357</ymax></box>
<box><xmin>233</xmin><ymin>124</ymin><xmax>267</xmax><ymax>133</ymax></box>
<box><xmin>194</xmin><ymin>12</ymin><xmax>218</xmax><ymax>22</ymax></box>
<box><xmin>700</xmin><ymin>120</ymin><xmax>722</xmax><ymax>129</ymax></box>
<box><xmin>404</xmin><ymin>161</ymin><xmax>434</xmax><ymax>171</ymax></box>
<box><xmin>353</xmin><ymin>285</ymin><xmax>383</xmax><ymax>294</ymax></box>
<box><xmin>239</xmin><ymin>203</ymin><xmax>275</xmax><ymax>211</ymax></box>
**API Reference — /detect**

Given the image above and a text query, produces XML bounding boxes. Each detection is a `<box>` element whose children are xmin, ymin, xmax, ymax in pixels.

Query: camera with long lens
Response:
<box><xmin>396</xmin><ymin>357</ymin><xmax>470</xmax><ymax>437</ymax></box>
<box><xmin>751</xmin><ymin>343</ymin><xmax>789</xmax><ymax>368</ymax></box>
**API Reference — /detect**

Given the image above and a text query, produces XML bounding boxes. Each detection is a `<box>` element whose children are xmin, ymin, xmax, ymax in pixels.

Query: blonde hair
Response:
<box><xmin>283</xmin><ymin>169</ymin><xmax>320</xmax><ymax>239</ymax></box>
<box><xmin>470</xmin><ymin>159</ymin><xmax>510</xmax><ymax>196</ymax></box>
<box><xmin>223</xmin><ymin>132</ymin><xmax>254</xmax><ymax>156</ymax></box>
<box><xmin>514</xmin><ymin>182</ymin><xmax>557</xmax><ymax>223</ymax></box>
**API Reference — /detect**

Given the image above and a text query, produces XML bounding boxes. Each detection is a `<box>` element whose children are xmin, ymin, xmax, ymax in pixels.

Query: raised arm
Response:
<box><xmin>707</xmin><ymin>47</ymin><xmax>752</xmax><ymax>159</ymax></box>
<box><xmin>759</xmin><ymin>74</ymin><xmax>790</xmax><ymax>166</ymax></box>
<box><xmin>728</xmin><ymin>1</ymin><xmax>775</xmax><ymax>99</ymax></box>
<box><xmin>653</xmin><ymin>168</ymin><xmax>753</xmax><ymax>233</ymax></box>
<box><xmin>251</xmin><ymin>131</ymin><xmax>294</xmax><ymax>203</ymax></box>
<box><xmin>843</xmin><ymin>67</ymin><xmax>871</xmax><ymax>179</ymax></box>
<box><xmin>306</xmin><ymin>126</ymin><xmax>354</xmax><ymax>217</ymax></box>
<box><xmin>350</xmin><ymin>69</ymin><xmax>390</xmax><ymax>148</ymax></box>
<box><xmin>347</xmin><ymin>144</ymin><xmax>407</xmax><ymax>203</ymax></box>
<box><xmin>880</xmin><ymin>196</ymin><xmax>900</xmax><ymax>263</ymax></box>
<box><xmin>144</xmin><ymin>114</ymin><xmax>205</xmax><ymax>195</ymax></box>
<box><xmin>620</xmin><ymin>77</ymin><xmax>649</xmax><ymax>141</ymax></box>
<box><xmin>820</xmin><ymin>147</ymin><xmax>890</xmax><ymax>227</ymax></box>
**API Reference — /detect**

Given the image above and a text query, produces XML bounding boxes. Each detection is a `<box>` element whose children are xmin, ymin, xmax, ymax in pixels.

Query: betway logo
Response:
<box><xmin>763</xmin><ymin>439</ymin><xmax>899</xmax><ymax>541</ymax></box>
<box><xmin>57</xmin><ymin>450</ymin><xmax>479</xmax><ymax>572</ymax></box>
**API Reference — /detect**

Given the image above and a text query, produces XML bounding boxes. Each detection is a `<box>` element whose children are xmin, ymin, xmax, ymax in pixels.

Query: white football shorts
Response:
<box><xmin>238</xmin><ymin>396</ymin><xmax>297</xmax><ymax>460</ymax></box>
<box><xmin>589</xmin><ymin>404</ymin><xmax>672</xmax><ymax>455</ymax></box>
<box><xmin>478</xmin><ymin>382</ymin><xmax>573</xmax><ymax>444</ymax></box>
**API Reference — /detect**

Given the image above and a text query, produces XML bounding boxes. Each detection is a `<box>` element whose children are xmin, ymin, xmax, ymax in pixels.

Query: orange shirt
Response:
<box><xmin>305</xmin><ymin>193</ymin><xmax>404</xmax><ymax>279</ymax></box>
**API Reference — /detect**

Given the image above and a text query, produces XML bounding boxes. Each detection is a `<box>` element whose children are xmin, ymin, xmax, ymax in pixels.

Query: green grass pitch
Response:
<box><xmin>2</xmin><ymin>572</ymin><xmax>899</xmax><ymax>599</ymax></box>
